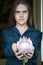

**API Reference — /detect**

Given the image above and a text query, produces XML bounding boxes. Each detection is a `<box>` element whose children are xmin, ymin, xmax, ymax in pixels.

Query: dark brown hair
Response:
<box><xmin>8</xmin><ymin>0</ymin><xmax>35</xmax><ymax>28</ymax></box>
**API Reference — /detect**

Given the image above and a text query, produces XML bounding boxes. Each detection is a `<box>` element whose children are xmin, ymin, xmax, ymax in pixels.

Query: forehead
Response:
<box><xmin>15</xmin><ymin>4</ymin><xmax>28</xmax><ymax>11</ymax></box>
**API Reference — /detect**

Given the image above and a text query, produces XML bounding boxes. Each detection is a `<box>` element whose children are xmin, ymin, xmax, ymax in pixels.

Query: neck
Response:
<box><xmin>16</xmin><ymin>24</ymin><xmax>28</xmax><ymax>30</ymax></box>
<box><xmin>15</xmin><ymin>24</ymin><xmax>29</xmax><ymax>35</ymax></box>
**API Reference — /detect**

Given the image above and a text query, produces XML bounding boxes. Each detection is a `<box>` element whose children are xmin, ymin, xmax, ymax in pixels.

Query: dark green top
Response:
<box><xmin>1</xmin><ymin>26</ymin><xmax>42</xmax><ymax>65</ymax></box>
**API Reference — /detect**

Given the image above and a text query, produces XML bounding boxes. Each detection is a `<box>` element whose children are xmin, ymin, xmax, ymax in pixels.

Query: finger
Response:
<box><xmin>25</xmin><ymin>54</ymin><xmax>33</xmax><ymax>59</ymax></box>
<box><xmin>33</xmin><ymin>46</ymin><xmax>35</xmax><ymax>51</ymax></box>
<box><xmin>31</xmin><ymin>47</ymin><xmax>35</xmax><ymax>54</ymax></box>
<box><xmin>26</xmin><ymin>52</ymin><xmax>34</xmax><ymax>57</ymax></box>
<box><xmin>27</xmin><ymin>53</ymin><xmax>33</xmax><ymax>57</ymax></box>
<box><xmin>19</xmin><ymin>57</ymin><xmax>25</xmax><ymax>60</ymax></box>
<box><xmin>26</xmin><ymin>55</ymin><xmax>32</xmax><ymax>59</ymax></box>
<box><xmin>18</xmin><ymin>54</ymin><xmax>23</xmax><ymax>58</ymax></box>
<box><xmin>17</xmin><ymin>55</ymin><xmax>24</xmax><ymax>60</ymax></box>
<box><xmin>15</xmin><ymin>51</ymin><xmax>22</xmax><ymax>56</ymax></box>
<box><xmin>30</xmin><ymin>51</ymin><xmax>34</xmax><ymax>54</ymax></box>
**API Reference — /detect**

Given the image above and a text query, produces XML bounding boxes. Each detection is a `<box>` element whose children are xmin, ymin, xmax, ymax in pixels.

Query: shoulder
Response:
<box><xmin>28</xmin><ymin>27</ymin><xmax>42</xmax><ymax>40</ymax></box>
<box><xmin>29</xmin><ymin>27</ymin><xmax>42</xmax><ymax>34</ymax></box>
<box><xmin>1</xmin><ymin>26</ymin><xmax>15</xmax><ymax>34</ymax></box>
<box><xmin>1</xmin><ymin>28</ymin><xmax>11</xmax><ymax>36</ymax></box>
<box><xmin>1</xmin><ymin>26</ymin><xmax>15</xmax><ymax>38</ymax></box>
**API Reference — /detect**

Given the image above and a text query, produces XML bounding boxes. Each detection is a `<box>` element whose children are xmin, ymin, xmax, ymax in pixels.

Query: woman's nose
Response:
<box><xmin>20</xmin><ymin>12</ymin><xmax>23</xmax><ymax>18</ymax></box>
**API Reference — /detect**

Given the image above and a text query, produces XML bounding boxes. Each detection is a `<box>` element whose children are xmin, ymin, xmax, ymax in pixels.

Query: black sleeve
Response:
<box><xmin>30</xmin><ymin>30</ymin><xmax>42</xmax><ymax>58</ymax></box>
<box><xmin>1</xmin><ymin>29</ymin><xmax>16</xmax><ymax>57</ymax></box>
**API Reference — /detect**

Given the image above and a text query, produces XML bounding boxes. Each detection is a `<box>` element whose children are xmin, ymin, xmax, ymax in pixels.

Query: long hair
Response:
<box><xmin>8</xmin><ymin>0</ymin><xmax>35</xmax><ymax>28</ymax></box>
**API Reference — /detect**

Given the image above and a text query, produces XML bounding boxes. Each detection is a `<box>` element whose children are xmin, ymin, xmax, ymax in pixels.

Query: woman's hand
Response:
<box><xmin>25</xmin><ymin>46</ymin><xmax>35</xmax><ymax>59</ymax></box>
<box><xmin>15</xmin><ymin>51</ymin><xmax>25</xmax><ymax>60</ymax></box>
<box><xmin>12</xmin><ymin>43</ymin><xmax>25</xmax><ymax>60</ymax></box>
<box><xmin>12</xmin><ymin>43</ymin><xmax>17</xmax><ymax>53</ymax></box>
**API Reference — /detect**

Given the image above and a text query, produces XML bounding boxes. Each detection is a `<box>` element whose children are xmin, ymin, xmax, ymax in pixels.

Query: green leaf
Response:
<box><xmin>23</xmin><ymin>58</ymin><xmax>29</xmax><ymax>63</ymax></box>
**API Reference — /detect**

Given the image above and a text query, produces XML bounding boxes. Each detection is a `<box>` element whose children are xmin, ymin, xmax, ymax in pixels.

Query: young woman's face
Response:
<box><xmin>14</xmin><ymin>4</ymin><xmax>29</xmax><ymax>25</ymax></box>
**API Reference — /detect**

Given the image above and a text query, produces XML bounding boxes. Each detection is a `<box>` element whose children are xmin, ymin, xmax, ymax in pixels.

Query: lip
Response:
<box><xmin>19</xmin><ymin>19</ymin><xmax>24</xmax><ymax>20</ymax></box>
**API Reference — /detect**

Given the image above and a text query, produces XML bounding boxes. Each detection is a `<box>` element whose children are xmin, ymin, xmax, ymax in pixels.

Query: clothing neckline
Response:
<box><xmin>14</xmin><ymin>26</ymin><xmax>30</xmax><ymax>36</ymax></box>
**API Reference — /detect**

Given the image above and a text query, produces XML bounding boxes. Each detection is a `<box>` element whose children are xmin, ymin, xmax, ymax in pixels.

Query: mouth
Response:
<box><xmin>19</xmin><ymin>19</ymin><xmax>24</xmax><ymax>21</ymax></box>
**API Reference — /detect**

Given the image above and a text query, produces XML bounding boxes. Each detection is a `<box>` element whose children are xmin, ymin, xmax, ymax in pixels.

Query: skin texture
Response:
<box><xmin>14</xmin><ymin>4</ymin><xmax>29</xmax><ymax>25</ymax></box>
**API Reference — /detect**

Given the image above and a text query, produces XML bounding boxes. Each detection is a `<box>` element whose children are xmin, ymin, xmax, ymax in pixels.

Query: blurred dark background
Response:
<box><xmin>0</xmin><ymin>0</ymin><xmax>33</xmax><ymax>59</ymax></box>
<box><xmin>0</xmin><ymin>0</ymin><xmax>32</xmax><ymax>24</ymax></box>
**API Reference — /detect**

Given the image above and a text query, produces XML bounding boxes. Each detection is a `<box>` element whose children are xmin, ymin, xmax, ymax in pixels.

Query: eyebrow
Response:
<box><xmin>15</xmin><ymin>10</ymin><xmax>28</xmax><ymax>12</ymax></box>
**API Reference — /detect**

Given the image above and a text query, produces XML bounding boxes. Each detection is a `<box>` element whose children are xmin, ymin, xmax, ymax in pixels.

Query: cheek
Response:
<box><xmin>14</xmin><ymin>14</ymin><xmax>19</xmax><ymax>20</ymax></box>
<box><xmin>25</xmin><ymin>12</ymin><xmax>29</xmax><ymax>18</ymax></box>
<box><xmin>24</xmin><ymin>14</ymin><xmax>29</xmax><ymax>20</ymax></box>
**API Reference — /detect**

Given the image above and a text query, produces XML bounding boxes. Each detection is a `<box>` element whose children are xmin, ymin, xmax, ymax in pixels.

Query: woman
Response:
<box><xmin>1</xmin><ymin>0</ymin><xmax>42</xmax><ymax>65</ymax></box>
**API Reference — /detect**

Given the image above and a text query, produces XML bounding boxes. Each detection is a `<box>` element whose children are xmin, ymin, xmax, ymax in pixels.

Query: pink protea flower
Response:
<box><xmin>17</xmin><ymin>37</ymin><xmax>34</xmax><ymax>55</ymax></box>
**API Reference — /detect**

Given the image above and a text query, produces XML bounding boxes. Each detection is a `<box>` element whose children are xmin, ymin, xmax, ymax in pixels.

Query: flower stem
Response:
<box><xmin>23</xmin><ymin>61</ymin><xmax>25</xmax><ymax>65</ymax></box>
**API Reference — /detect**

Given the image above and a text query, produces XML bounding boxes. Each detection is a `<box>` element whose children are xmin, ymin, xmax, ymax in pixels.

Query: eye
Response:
<box><xmin>23</xmin><ymin>10</ymin><xmax>28</xmax><ymax>13</ymax></box>
<box><xmin>15</xmin><ymin>11</ymin><xmax>20</xmax><ymax>13</ymax></box>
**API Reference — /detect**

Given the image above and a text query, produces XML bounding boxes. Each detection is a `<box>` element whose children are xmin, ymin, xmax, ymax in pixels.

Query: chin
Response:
<box><xmin>19</xmin><ymin>23</ymin><xmax>25</xmax><ymax>25</ymax></box>
<box><xmin>18</xmin><ymin>22</ymin><xmax>24</xmax><ymax>24</ymax></box>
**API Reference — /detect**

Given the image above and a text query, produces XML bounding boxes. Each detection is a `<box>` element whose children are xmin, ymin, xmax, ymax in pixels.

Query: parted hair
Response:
<box><xmin>8</xmin><ymin>0</ymin><xmax>35</xmax><ymax>28</ymax></box>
